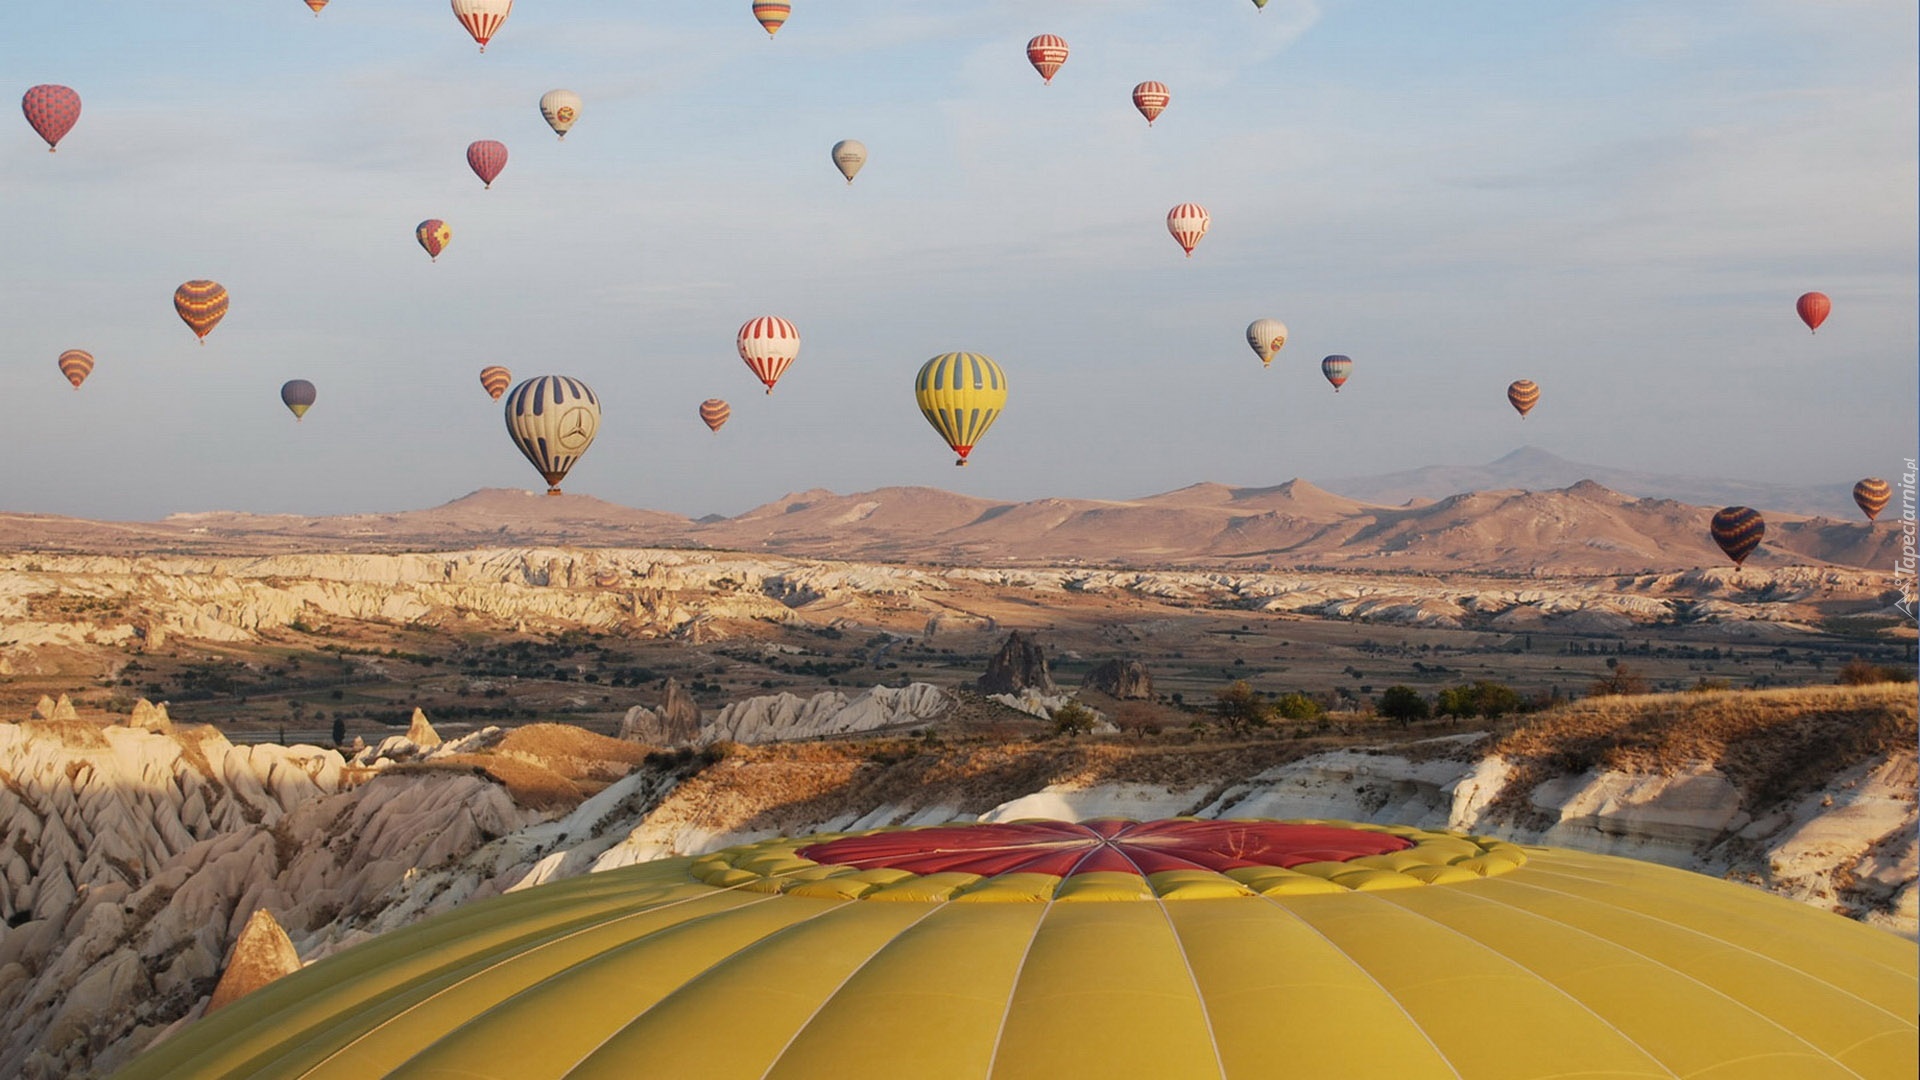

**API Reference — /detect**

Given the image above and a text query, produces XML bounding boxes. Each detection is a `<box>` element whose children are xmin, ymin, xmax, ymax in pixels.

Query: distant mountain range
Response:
<box><xmin>0</xmin><ymin>448</ymin><xmax>1899</xmax><ymax>575</ymax></box>
<box><xmin>1320</xmin><ymin>446</ymin><xmax>1864</xmax><ymax>519</ymax></box>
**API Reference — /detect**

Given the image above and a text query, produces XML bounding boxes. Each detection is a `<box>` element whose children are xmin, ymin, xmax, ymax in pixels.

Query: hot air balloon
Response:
<box><xmin>1252</xmin><ymin>0</ymin><xmax>1271</xmax><ymax>8</ymax></box>
<box><xmin>416</xmin><ymin>219</ymin><xmax>451</xmax><ymax>262</ymax></box>
<box><xmin>174</xmin><ymin>281</ymin><xmax>229</xmax><ymax>343</ymax></box>
<box><xmin>466</xmin><ymin>140</ymin><xmax>507</xmax><ymax>188</ymax></box>
<box><xmin>1854</xmin><ymin>478</ymin><xmax>1892</xmax><ymax>521</ymax></box>
<box><xmin>1026</xmin><ymin>35</ymin><xmax>1069</xmax><ymax>84</ymax></box>
<box><xmin>831</xmin><ymin>140</ymin><xmax>867</xmax><ymax>184</ymax></box>
<box><xmin>113</xmin><ymin>816</ymin><xmax>1920</xmax><ymax>1080</ymax></box>
<box><xmin>1246</xmin><ymin>319</ymin><xmax>1287</xmax><ymax>368</ymax></box>
<box><xmin>1132</xmin><ymin>81</ymin><xmax>1170</xmax><ymax>126</ymax></box>
<box><xmin>737</xmin><ymin>317</ymin><xmax>799</xmax><ymax>394</ymax></box>
<box><xmin>539</xmin><ymin>90</ymin><xmax>581</xmax><ymax>139</ymax></box>
<box><xmin>1167</xmin><ymin>203</ymin><xmax>1209</xmax><ymax>258</ymax></box>
<box><xmin>1507</xmin><ymin>379</ymin><xmax>1539</xmax><ymax>418</ymax></box>
<box><xmin>21</xmin><ymin>85</ymin><xmax>80</xmax><ymax>152</ymax></box>
<box><xmin>1710</xmin><ymin>506</ymin><xmax>1765</xmax><ymax>568</ymax></box>
<box><xmin>1796</xmin><ymin>292</ymin><xmax>1831</xmax><ymax>334</ymax></box>
<box><xmin>505</xmin><ymin>376</ymin><xmax>600</xmax><ymax>495</ymax></box>
<box><xmin>479</xmin><ymin>365</ymin><xmax>512</xmax><ymax>400</ymax></box>
<box><xmin>304</xmin><ymin>0</ymin><xmax>329</xmax><ymax>14</ymax></box>
<box><xmin>57</xmin><ymin>350</ymin><xmax>94</xmax><ymax>389</ymax></box>
<box><xmin>1321</xmin><ymin>355</ymin><xmax>1352</xmax><ymax>391</ymax></box>
<box><xmin>915</xmin><ymin>352</ymin><xmax>1007</xmax><ymax>466</ymax></box>
<box><xmin>752</xmin><ymin>1</ymin><xmax>790</xmax><ymax>37</ymax></box>
<box><xmin>451</xmin><ymin>0</ymin><xmax>512</xmax><ymax>52</ymax></box>
<box><xmin>699</xmin><ymin>399</ymin><xmax>731</xmax><ymax>433</ymax></box>
<box><xmin>280</xmin><ymin>380</ymin><xmax>316</xmax><ymax>421</ymax></box>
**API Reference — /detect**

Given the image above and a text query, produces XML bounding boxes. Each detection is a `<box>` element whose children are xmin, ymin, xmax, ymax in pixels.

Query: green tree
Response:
<box><xmin>330</xmin><ymin>715</ymin><xmax>347</xmax><ymax>746</ymax></box>
<box><xmin>1213</xmin><ymin>680</ymin><xmax>1272</xmax><ymax>735</ymax></box>
<box><xmin>1271</xmin><ymin>692</ymin><xmax>1325</xmax><ymax>722</ymax></box>
<box><xmin>1051</xmin><ymin>701</ymin><xmax>1097</xmax><ymax>739</ymax></box>
<box><xmin>1435</xmin><ymin>680</ymin><xmax>1522</xmax><ymax>720</ymax></box>
<box><xmin>1377</xmin><ymin>685</ymin><xmax>1429</xmax><ymax>726</ymax></box>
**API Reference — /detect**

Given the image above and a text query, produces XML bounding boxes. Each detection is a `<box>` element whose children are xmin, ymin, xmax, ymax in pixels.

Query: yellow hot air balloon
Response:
<box><xmin>112</xmin><ymin>818</ymin><xmax>1918</xmax><ymax>1080</ymax></box>
<box><xmin>504</xmin><ymin>376</ymin><xmax>600</xmax><ymax>495</ymax></box>
<box><xmin>174</xmin><ymin>280</ymin><xmax>229</xmax><ymax>343</ymax></box>
<box><xmin>915</xmin><ymin>352</ymin><xmax>1007</xmax><ymax>466</ymax></box>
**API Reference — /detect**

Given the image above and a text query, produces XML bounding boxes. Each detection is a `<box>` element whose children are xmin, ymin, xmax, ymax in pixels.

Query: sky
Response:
<box><xmin>2</xmin><ymin>0</ymin><xmax>1914</xmax><ymax>520</ymax></box>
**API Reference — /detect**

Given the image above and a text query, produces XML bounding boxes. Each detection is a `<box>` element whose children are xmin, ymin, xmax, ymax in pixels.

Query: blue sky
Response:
<box><xmin>2</xmin><ymin>1</ymin><xmax>1914</xmax><ymax>519</ymax></box>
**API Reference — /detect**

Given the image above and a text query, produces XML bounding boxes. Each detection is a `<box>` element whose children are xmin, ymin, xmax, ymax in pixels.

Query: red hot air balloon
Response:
<box><xmin>21</xmin><ymin>85</ymin><xmax>80</xmax><ymax>152</ymax></box>
<box><xmin>1132</xmin><ymin>81</ymin><xmax>1170</xmax><ymax>125</ymax></box>
<box><xmin>1796</xmin><ymin>292</ymin><xmax>1830</xmax><ymax>334</ymax></box>
<box><xmin>479</xmin><ymin>366</ymin><xmax>512</xmax><ymax>400</ymax></box>
<box><xmin>58</xmin><ymin>350</ymin><xmax>94</xmax><ymax>389</ymax></box>
<box><xmin>466</xmin><ymin>140</ymin><xmax>508</xmax><ymax>189</ymax></box>
<box><xmin>737</xmin><ymin>316</ymin><xmax>799</xmax><ymax>393</ymax></box>
<box><xmin>1709</xmin><ymin>506</ymin><xmax>1765</xmax><ymax>568</ymax></box>
<box><xmin>1853</xmin><ymin>478</ymin><xmax>1892</xmax><ymax>521</ymax></box>
<box><xmin>752</xmin><ymin>1</ymin><xmax>790</xmax><ymax>37</ymax></box>
<box><xmin>1026</xmin><ymin>35</ymin><xmax>1069</xmax><ymax>84</ymax></box>
<box><xmin>699</xmin><ymin>399</ymin><xmax>731</xmax><ymax>433</ymax></box>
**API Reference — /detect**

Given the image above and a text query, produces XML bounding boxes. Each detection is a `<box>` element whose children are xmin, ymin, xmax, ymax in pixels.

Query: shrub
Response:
<box><xmin>1435</xmin><ymin>680</ymin><xmax>1522</xmax><ymax>720</ymax></box>
<box><xmin>1377</xmin><ymin>686</ymin><xmax>1430</xmax><ymax>725</ymax></box>
<box><xmin>1271</xmin><ymin>692</ymin><xmax>1324</xmax><ymax>722</ymax></box>
<box><xmin>1051</xmin><ymin>702</ymin><xmax>1097</xmax><ymax>739</ymax></box>
<box><xmin>1838</xmin><ymin>658</ymin><xmax>1916</xmax><ymax>685</ymax></box>
<box><xmin>1588</xmin><ymin>661</ymin><xmax>1649</xmax><ymax>697</ymax></box>
<box><xmin>1213</xmin><ymin>680</ymin><xmax>1272</xmax><ymax>735</ymax></box>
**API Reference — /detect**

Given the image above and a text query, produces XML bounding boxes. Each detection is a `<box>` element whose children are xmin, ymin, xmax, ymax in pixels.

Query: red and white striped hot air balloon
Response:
<box><xmin>1167</xmin><ymin>203</ymin><xmax>1210</xmax><ymax>258</ymax></box>
<box><xmin>752</xmin><ymin>1</ymin><xmax>791</xmax><ymax>37</ymax></box>
<box><xmin>1132</xmin><ymin>81</ymin><xmax>1170</xmax><ymax>125</ymax></box>
<box><xmin>1026</xmin><ymin>35</ymin><xmax>1069</xmax><ymax>84</ymax></box>
<box><xmin>737</xmin><ymin>317</ymin><xmax>800</xmax><ymax>394</ymax></box>
<box><xmin>699</xmin><ymin>399</ymin><xmax>731</xmax><ymax>433</ymax></box>
<box><xmin>451</xmin><ymin>0</ymin><xmax>512</xmax><ymax>52</ymax></box>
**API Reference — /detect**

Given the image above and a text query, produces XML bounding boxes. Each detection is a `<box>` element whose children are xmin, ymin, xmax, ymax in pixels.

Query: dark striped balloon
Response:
<box><xmin>280</xmin><ymin>379</ymin><xmax>317</xmax><ymax>421</ymax></box>
<box><xmin>479</xmin><ymin>365</ymin><xmax>512</xmax><ymax>400</ymax></box>
<box><xmin>174</xmin><ymin>280</ymin><xmax>229</xmax><ymax>342</ymax></box>
<box><xmin>1709</xmin><ymin>506</ymin><xmax>1765</xmax><ymax>567</ymax></box>
<box><xmin>504</xmin><ymin>376</ymin><xmax>600</xmax><ymax>494</ymax></box>
<box><xmin>57</xmin><ymin>349</ymin><xmax>94</xmax><ymax>389</ymax></box>
<box><xmin>1507</xmin><ymin>379</ymin><xmax>1539</xmax><ymax>417</ymax></box>
<box><xmin>22</xmin><ymin>84</ymin><xmax>80</xmax><ymax>151</ymax></box>
<box><xmin>699</xmin><ymin>398</ymin><xmax>730</xmax><ymax>433</ymax></box>
<box><xmin>1853</xmin><ymin>478</ymin><xmax>1891</xmax><ymax>521</ymax></box>
<box><xmin>466</xmin><ymin>140</ymin><xmax>508</xmax><ymax>189</ymax></box>
<box><xmin>1321</xmin><ymin>355</ymin><xmax>1352</xmax><ymax>391</ymax></box>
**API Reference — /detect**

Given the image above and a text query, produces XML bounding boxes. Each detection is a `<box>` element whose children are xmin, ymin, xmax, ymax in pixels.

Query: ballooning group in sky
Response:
<box><xmin>17</xmin><ymin>1</ymin><xmax>1886</xmax><ymax>556</ymax></box>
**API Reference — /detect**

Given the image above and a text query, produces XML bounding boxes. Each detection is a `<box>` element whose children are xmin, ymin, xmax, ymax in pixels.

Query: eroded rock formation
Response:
<box><xmin>977</xmin><ymin>631</ymin><xmax>1055</xmax><ymax>695</ymax></box>
<box><xmin>1082</xmin><ymin>659</ymin><xmax>1153</xmax><ymax>699</ymax></box>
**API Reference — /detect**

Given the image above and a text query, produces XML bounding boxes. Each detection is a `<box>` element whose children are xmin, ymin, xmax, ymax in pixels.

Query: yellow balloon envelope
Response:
<box><xmin>111</xmin><ymin>818</ymin><xmax>1917</xmax><ymax>1080</ymax></box>
<box><xmin>914</xmin><ymin>352</ymin><xmax>1006</xmax><ymax>466</ymax></box>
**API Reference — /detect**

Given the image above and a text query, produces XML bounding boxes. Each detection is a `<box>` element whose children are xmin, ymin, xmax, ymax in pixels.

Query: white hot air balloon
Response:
<box><xmin>504</xmin><ymin>376</ymin><xmax>601</xmax><ymax>495</ymax></box>
<box><xmin>1246</xmin><ymin>318</ymin><xmax>1288</xmax><ymax>368</ymax></box>
<box><xmin>451</xmin><ymin>0</ymin><xmax>513</xmax><ymax>52</ymax></box>
<box><xmin>831</xmin><ymin>139</ymin><xmax>867</xmax><ymax>184</ymax></box>
<box><xmin>539</xmin><ymin>89</ymin><xmax>582</xmax><ymax>139</ymax></box>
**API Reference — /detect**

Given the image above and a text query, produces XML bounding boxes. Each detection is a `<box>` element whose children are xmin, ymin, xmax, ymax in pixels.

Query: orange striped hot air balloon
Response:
<box><xmin>304</xmin><ymin>0</ymin><xmax>328</xmax><ymax>14</ymax></box>
<box><xmin>1167</xmin><ymin>203</ymin><xmax>1209</xmax><ymax>257</ymax></box>
<box><xmin>479</xmin><ymin>366</ymin><xmax>512</xmax><ymax>400</ymax></box>
<box><xmin>1507</xmin><ymin>379</ymin><xmax>1540</xmax><ymax>418</ymax></box>
<box><xmin>737</xmin><ymin>316</ymin><xmax>799</xmax><ymax>394</ymax></box>
<box><xmin>752</xmin><ymin>1</ymin><xmax>790</xmax><ymax>37</ymax></box>
<box><xmin>1710</xmin><ymin>506</ymin><xmax>1765</xmax><ymax>568</ymax></box>
<box><xmin>1796</xmin><ymin>291</ymin><xmax>1831</xmax><ymax>334</ymax></box>
<box><xmin>451</xmin><ymin>0</ymin><xmax>512</xmax><ymax>52</ymax></box>
<box><xmin>57</xmin><ymin>349</ymin><xmax>94</xmax><ymax>389</ymax></box>
<box><xmin>1027</xmin><ymin>35</ymin><xmax>1069</xmax><ymax>84</ymax></box>
<box><xmin>1132</xmin><ymin>81</ymin><xmax>1170</xmax><ymax>125</ymax></box>
<box><xmin>699</xmin><ymin>399</ymin><xmax>731</xmax><ymax>433</ymax></box>
<box><xmin>174</xmin><ymin>281</ymin><xmax>229</xmax><ymax>343</ymax></box>
<box><xmin>1853</xmin><ymin>478</ymin><xmax>1892</xmax><ymax>521</ymax></box>
<box><xmin>416</xmin><ymin>219</ymin><xmax>451</xmax><ymax>262</ymax></box>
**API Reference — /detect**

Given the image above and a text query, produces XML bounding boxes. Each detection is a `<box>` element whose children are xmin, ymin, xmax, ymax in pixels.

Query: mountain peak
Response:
<box><xmin>1491</xmin><ymin>445</ymin><xmax>1571</xmax><ymax>468</ymax></box>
